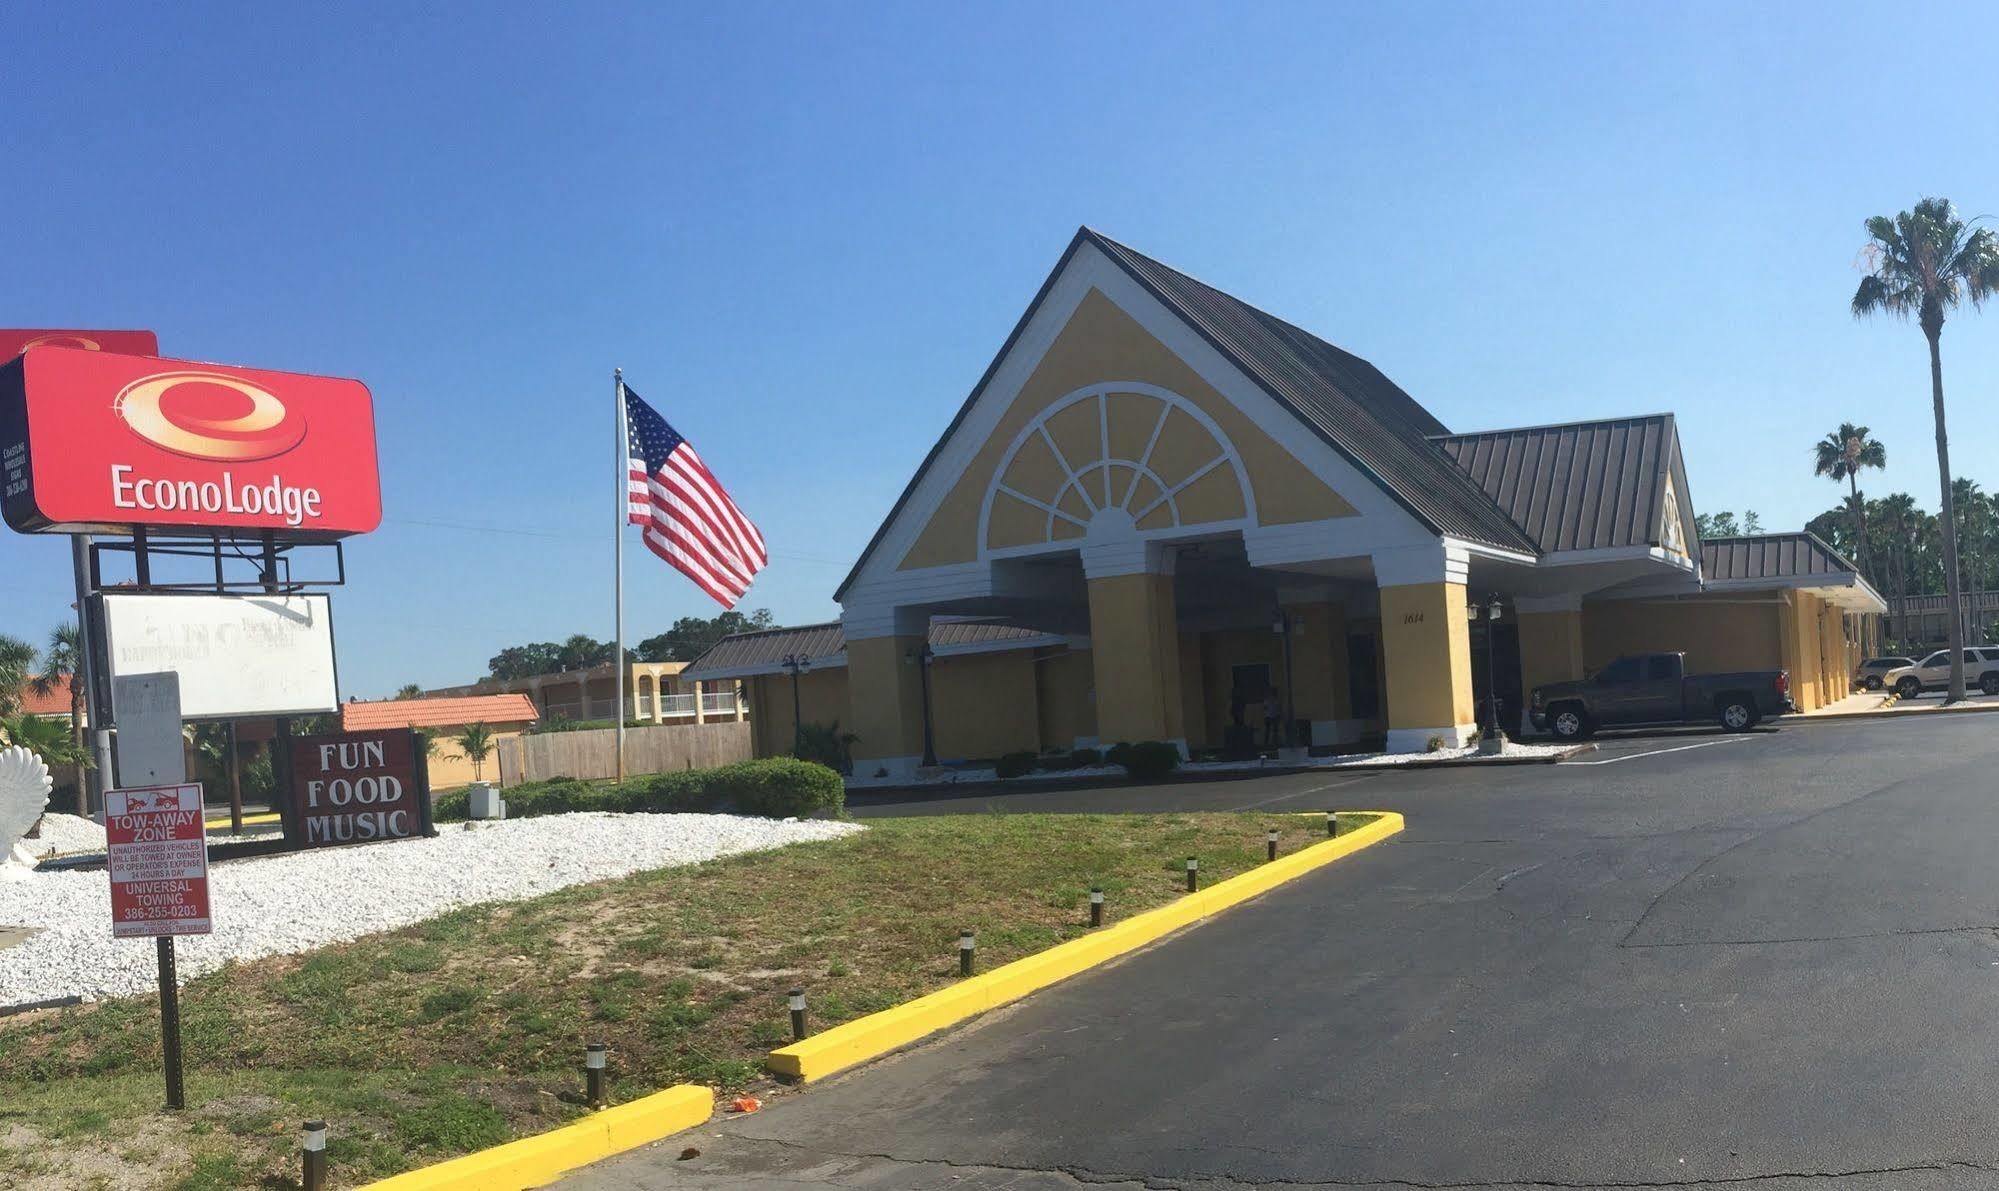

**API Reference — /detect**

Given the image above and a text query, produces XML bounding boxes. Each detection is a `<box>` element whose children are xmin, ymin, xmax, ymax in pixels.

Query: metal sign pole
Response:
<box><xmin>156</xmin><ymin>935</ymin><xmax>185</xmax><ymax>1108</ymax></box>
<box><xmin>70</xmin><ymin>535</ymin><xmax>115</xmax><ymax>817</ymax></box>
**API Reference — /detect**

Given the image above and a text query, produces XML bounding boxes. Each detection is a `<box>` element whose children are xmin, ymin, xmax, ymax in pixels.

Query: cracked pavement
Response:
<box><xmin>562</xmin><ymin>716</ymin><xmax>1999</xmax><ymax>1189</ymax></box>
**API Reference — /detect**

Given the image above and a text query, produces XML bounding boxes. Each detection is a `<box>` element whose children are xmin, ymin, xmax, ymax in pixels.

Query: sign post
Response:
<box><xmin>105</xmin><ymin>782</ymin><xmax>211</xmax><ymax>1109</ymax></box>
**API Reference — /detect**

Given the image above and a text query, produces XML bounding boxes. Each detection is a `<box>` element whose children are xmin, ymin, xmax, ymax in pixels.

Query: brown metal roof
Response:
<box><xmin>1085</xmin><ymin>231</ymin><xmax>1537</xmax><ymax>554</ymax></box>
<box><xmin>1701</xmin><ymin>533</ymin><xmax>1860</xmax><ymax>582</ymax></box>
<box><xmin>1432</xmin><ymin>415</ymin><xmax>1686</xmax><ymax>553</ymax></box>
<box><xmin>835</xmin><ymin>228</ymin><xmax>1537</xmax><ymax>600</ymax></box>
<box><xmin>684</xmin><ymin>620</ymin><xmax>1056</xmax><ymax>679</ymax></box>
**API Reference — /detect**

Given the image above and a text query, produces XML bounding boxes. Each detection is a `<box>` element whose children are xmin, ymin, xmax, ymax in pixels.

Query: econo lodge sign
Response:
<box><xmin>1</xmin><ymin>346</ymin><xmax>381</xmax><ymax>537</ymax></box>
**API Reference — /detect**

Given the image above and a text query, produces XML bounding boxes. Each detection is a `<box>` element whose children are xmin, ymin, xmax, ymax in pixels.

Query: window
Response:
<box><xmin>1598</xmin><ymin>657</ymin><xmax>1642</xmax><ymax>684</ymax></box>
<box><xmin>1921</xmin><ymin>652</ymin><xmax>1948</xmax><ymax>668</ymax></box>
<box><xmin>1646</xmin><ymin>656</ymin><xmax>1678</xmax><ymax>681</ymax></box>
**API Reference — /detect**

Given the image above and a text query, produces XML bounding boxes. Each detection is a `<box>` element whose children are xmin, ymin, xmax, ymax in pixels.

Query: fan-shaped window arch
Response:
<box><xmin>979</xmin><ymin>383</ymin><xmax>1254</xmax><ymax>557</ymax></box>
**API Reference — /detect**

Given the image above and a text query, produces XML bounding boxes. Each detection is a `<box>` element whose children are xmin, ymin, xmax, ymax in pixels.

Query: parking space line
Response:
<box><xmin>1561</xmin><ymin>737</ymin><xmax>1754</xmax><ymax>766</ymax></box>
<box><xmin>1226</xmin><ymin>774</ymin><xmax>1373</xmax><ymax>811</ymax></box>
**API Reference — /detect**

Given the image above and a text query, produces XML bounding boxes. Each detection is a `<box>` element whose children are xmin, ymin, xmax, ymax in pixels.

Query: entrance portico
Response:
<box><xmin>695</xmin><ymin>227</ymin><xmax>1881</xmax><ymax>780</ymax></box>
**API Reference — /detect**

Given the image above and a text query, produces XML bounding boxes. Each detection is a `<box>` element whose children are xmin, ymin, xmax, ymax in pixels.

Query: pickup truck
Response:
<box><xmin>1529</xmin><ymin>652</ymin><xmax>1794</xmax><ymax>739</ymax></box>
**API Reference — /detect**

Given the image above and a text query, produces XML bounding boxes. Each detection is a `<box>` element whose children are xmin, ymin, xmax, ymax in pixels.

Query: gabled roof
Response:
<box><xmin>836</xmin><ymin>228</ymin><xmax>1535</xmax><ymax>599</ymax></box>
<box><xmin>1701</xmin><ymin>533</ymin><xmax>1862</xmax><ymax>582</ymax></box>
<box><xmin>684</xmin><ymin>620</ymin><xmax>1061</xmax><ymax>680</ymax></box>
<box><xmin>342</xmin><ymin>693</ymin><xmax>539</xmax><ymax>732</ymax></box>
<box><xmin>1432</xmin><ymin>414</ymin><xmax>1688</xmax><ymax>554</ymax></box>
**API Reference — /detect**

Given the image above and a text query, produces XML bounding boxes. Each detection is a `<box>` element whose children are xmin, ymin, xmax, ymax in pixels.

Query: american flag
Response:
<box><xmin>624</xmin><ymin>383</ymin><xmax>768</xmax><ymax>607</ymax></box>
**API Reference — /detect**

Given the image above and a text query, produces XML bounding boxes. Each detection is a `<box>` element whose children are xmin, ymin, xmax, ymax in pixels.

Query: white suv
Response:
<box><xmin>1886</xmin><ymin>649</ymin><xmax>1999</xmax><ymax>698</ymax></box>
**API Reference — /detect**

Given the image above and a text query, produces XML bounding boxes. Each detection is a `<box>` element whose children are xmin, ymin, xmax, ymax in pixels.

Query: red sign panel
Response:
<box><xmin>1</xmin><ymin>346</ymin><xmax>381</xmax><ymax>538</ymax></box>
<box><xmin>0</xmin><ymin>329</ymin><xmax>158</xmax><ymax>361</ymax></box>
<box><xmin>288</xmin><ymin>729</ymin><xmax>432</xmax><ymax>849</ymax></box>
<box><xmin>106</xmin><ymin>783</ymin><xmax>212</xmax><ymax>938</ymax></box>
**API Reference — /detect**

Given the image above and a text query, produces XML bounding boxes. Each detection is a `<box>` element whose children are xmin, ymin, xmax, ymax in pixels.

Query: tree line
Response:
<box><xmin>484</xmin><ymin>608</ymin><xmax>776</xmax><ymax>680</ymax></box>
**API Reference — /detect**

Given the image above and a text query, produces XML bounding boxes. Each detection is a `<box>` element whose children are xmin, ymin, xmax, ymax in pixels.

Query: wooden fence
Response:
<box><xmin>495</xmin><ymin>721</ymin><xmax>753</xmax><ymax>786</ymax></box>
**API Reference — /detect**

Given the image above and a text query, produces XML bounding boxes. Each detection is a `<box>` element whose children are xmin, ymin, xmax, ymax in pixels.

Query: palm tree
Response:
<box><xmin>0</xmin><ymin>634</ymin><xmax>35</xmax><ymax>717</ymax></box>
<box><xmin>0</xmin><ymin>712</ymin><xmax>90</xmax><ymax>773</ymax></box>
<box><xmin>394</xmin><ymin>683</ymin><xmax>423</xmax><ymax>700</ymax></box>
<box><xmin>1853</xmin><ymin>197</ymin><xmax>1999</xmax><ymax>702</ymax></box>
<box><xmin>452</xmin><ymin>722</ymin><xmax>497</xmax><ymax>783</ymax></box>
<box><xmin>1812</xmin><ymin>423</ymin><xmax>1885</xmax><ymax>578</ymax></box>
<box><xmin>1877</xmin><ymin>493</ymin><xmax>1922</xmax><ymax>637</ymax></box>
<box><xmin>30</xmin><ymin>624</ymin><xmax>87</xmax><ymax>814</ymax></box>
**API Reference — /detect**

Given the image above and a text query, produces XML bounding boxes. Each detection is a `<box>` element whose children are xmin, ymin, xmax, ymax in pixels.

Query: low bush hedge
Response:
<box><xmin>1068</xmin><ymin>747</ymin><xmax>1103</xmax><ymax>767</ymax></box>
<box><xmin>994</xmin><ymin>751</ymin><xmax>1039</xmax><ymax>779</ymax></box>
<box><xmin>1107</xmin><ymin>740</ymin><xmax>1181</xmax><ymax>782</ymax></box>
<box><xmin>429</xmin><ymin>758</ymin><xmax>844</xmax><ymax>822</ymax></box>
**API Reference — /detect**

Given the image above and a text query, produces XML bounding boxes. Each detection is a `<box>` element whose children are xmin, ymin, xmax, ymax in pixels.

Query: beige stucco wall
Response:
<box><xmin>1517</xmin><ymin>609</ymin><xmax>1586</xmax><ymax>697</ymax></box>
<box><xmin>1378</xmin><ymin>582</ymin><xmax>1475</xmax><ymax>734</ymax></box>
<box><xmin>425</xmin><ymin>723</ymin><xmax>532</xmax><ymax>789</ymax></box>
<box><xmin>1034</xmin><ymin>647</ymin><xmax>1097</xmax><ymax>749</ymax></box>
<box><xmin>846</xmin><ymin>636</ymin><xmax>929</xmax><ymax>764</ymax></box>
<box><xmin>1583</xmin><ymin>598</ymin><xmax>1785</xmax><ymax>677</ymax></box>
<box><xmin>1085</xmin><ymin>572</ymin><xmax>1185</xmax><ymax>744</ymax></box>
<box><xmin>746</xmin><ymin>669</ymin><xmax>850</xmax><ymax>758</ymax></box>
<box><xmin>930</xmin><ymin>649</ymin><xmax>1042</xmax><ymax>760</ymax></box>
<box><xmin>898</xmin><ymin>288</ymin><xmax>1355</xmax><ymax>570</ymax></box>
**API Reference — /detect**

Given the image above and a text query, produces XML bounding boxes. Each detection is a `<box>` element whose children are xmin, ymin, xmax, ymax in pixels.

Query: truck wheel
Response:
<box><xmin>1896</xmin><ymin>676</ymin><xmax>1922</xmax><ymax>699</ymax></box>
<box><xmin>1718</xmin><ymin>697</ymin><xmax>1756</xmax><ymax>732</ymax></box>
<box><xmin>1548</xmin><ymin>704</ymin><xmax>1590</xmax><ymax>740</ymax></box>
<box><xmin>1981</xmin><ymin>673</ymin><xmax>1999</xmax><ymax>696</ymax></box>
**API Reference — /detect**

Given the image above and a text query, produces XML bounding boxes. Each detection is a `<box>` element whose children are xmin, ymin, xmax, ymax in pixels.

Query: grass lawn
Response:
<box><xmin>0</xmin><ymin>811</ymin><xmax>1375</xmax><ymax>1189</ymax></box>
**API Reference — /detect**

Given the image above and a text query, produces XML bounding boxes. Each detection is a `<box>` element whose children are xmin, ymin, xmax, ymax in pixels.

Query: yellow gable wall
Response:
<box><xmin>898</xmin><ymin>288</ymin><xmax>1356</xmax><ymax>570</ymax></box>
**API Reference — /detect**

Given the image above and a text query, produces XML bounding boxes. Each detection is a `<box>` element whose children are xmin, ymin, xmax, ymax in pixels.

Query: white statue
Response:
<box><xmin>0</xmin><ymin>745</ymin><xmax>54</xmax><ymax>879</ymax></box>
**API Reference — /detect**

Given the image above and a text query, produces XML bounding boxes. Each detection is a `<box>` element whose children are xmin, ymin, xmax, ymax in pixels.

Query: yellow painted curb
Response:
<box><xmin>767</xmin><ymin>810</ymin><xmax>1405</xmax><ymax>1083</ymax></box>
<box><xmin>204</xmin><ymin>811</ymin><xmax>283</xmax><ymax>830</ymax></box>
<box><xmin>362</xmin><ymin>1083</ymin><xmax>713</xmax><ymax>1190</ymax></box>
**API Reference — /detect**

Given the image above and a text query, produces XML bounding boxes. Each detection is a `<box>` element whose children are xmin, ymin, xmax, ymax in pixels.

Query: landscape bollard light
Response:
<box><xmin>1186</xmin><ymin>856</ymin><xmax>1199</xmax><ymax>892</ymax></box>
<box><xmin>1089</xmin><ymin>886</ymin><xmax>1104</xmax><ymax>927</ymax></box>
<box><xmin>302</xmin><ymin>1120</ymin><xmax>327</xmax><ymax>1191</ymax></box>
<box><xmin>1327</xmin><ymin>812</ymin><xmax>1339</xmax><ymax>838</ymax></box>
<box><xmin>1266</xmin><ymin>828</ymin><xmax>1279</xmax><ymax>862</ymax></box>
<box><xmin>585</xmin><ymin>1043</ymin><xmax>607</xmax><ymax>1108</ymax></box>
<box><xmin>959</xmin><ymin>930</ymin><xmax>976</xmax><ymax>976</ymax></box>
<box><xmin>789</xmin><ymin>989</ymin><xmax>808</xmax><ymax>1041</ymax></box>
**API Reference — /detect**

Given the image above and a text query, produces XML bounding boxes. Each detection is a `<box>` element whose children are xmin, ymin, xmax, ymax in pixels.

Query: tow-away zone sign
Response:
<box><xmin>106</xmin><ymin>783</ymin><xmax>212</xmax><ymax>938</ymax></box>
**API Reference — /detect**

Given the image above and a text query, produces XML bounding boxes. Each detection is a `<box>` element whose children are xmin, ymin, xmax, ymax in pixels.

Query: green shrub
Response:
<box><xmin>994</xmin><ymin>751</ymin><xmax>1039</xmax><ymax>779</ymax></box>
<box><xmin>429</xmin><ymin>758</ymin><xmax>843</xmax><ymax>822</ymax></box>
<box><xmin>1104</xmin><ymin>742</ymin><xmax>1132</xmax><ymax>769</ymax></box>
<box><xmin>1114</xmin><ymin>741</ymin><xmax>1181</xmax><ymax>783</ymax></box>
<box><xmin>1068</xmin><ymin>747</ymin><xmax>1103</xmax><ymax>767</ymax></box>
<box><xmin>793</xmin><ymin>721</ymin><xmax>858</xmax><ymax>774</ymax></box>
<box><xmin>704</xmin><ymin>757</ymin><xmax>844</xmax><ymax>818</ymax></box>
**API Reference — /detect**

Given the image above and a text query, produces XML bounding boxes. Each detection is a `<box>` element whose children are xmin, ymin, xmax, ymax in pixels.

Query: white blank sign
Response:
<box><xmin>111</xmin><ymin>671</ymin><xmax>186</xmax><ymax>786</ymax></box>
<box><xmin>100</xmin><ymin>593</ymin><xmax>338</xmax><ymax>721</ymax></box>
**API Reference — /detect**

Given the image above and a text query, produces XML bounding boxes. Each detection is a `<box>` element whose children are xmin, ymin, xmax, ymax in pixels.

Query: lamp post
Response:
<box><xmin>779</xmin><ymin>653</ymin><xmax>810</xmax><ymax>752</ymax></box>
<box><xmin>907</xmin><ymin>641</ymin><xmax>938</xmax><ymax>768</ymax></box>
<box><xmin>1468</xmin><ymin>594</ymin><xmax>1507</xmax><ymax>752</ymax></box>
<box><xmin>1271</xmin><ymin>607</ymin><xmax>1298</xmax><ymax>749</ymax></box>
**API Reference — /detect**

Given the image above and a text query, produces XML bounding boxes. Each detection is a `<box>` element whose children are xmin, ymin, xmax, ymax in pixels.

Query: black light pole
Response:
<box><xmin>1472</xmin><ymin>593</ymin><xmax>1507</xmax><ymax>749</ymax></box>
<box><xmin>1272</xmin><ymin>607</ymin><xmax>1298</xmax><ymax>748</ymax></box>
<box><xmin>909</xmin><ymin>642</ymin><xmax>938</xmax><ymax>767</ymax></box>
<box><xmin>780</xmin><ymin>654</ymin><xmax>809</xmax><ymax>752</ymax></box>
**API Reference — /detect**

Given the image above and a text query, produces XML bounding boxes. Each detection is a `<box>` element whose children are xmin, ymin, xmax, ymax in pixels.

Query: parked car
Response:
<box><xmin>1853</xmin><ymin>657</ymin><xmax>1914</xmax><ymax>691</ymax></box>
<box><xmin>1882</xmin><ymin>649</ymin><xmax>1999</xmax><ymax>698</ymax></box>
<box><xmin>1530</xmin><ymin>652</ymin><xmax>1795</xmax><ymax>739</ymax></box>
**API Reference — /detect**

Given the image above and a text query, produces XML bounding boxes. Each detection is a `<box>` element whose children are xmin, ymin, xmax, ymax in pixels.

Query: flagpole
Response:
<box><xmin>613</xmin><ymin>367</ymin><xmax>628</xmax><ymax>787</ymax></box>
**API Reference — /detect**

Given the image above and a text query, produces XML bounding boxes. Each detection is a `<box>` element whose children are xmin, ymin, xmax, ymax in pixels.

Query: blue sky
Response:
<box><xmin>5</xmin><ymin>2</ymin><xmax>1996</xmax><ymax>697</ymax></box>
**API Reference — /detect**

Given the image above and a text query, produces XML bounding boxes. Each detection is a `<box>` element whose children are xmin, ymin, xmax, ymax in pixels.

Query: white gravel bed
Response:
<box><xmin>0</xmin><ymin>812</ymin><xmax>861</xmax><ymax>1006</ymax></box>
<box><xmin>23</xmin><ymin>813</ymin><xmax>106</xmax><ymax>857</ymax></box>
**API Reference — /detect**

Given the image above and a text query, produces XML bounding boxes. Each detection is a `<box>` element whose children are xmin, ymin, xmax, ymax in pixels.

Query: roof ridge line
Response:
<box><xmin>1431</xmin><ymin>412</ymin><xmax>1676</xmax><ymax>441</ymax></box>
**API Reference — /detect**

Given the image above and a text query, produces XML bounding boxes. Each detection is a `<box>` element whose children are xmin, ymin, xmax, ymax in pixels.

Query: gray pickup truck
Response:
<box><xmin>1529</xmin><ymin>652</ymin><xmax>1794</xmax><ymax>739</ymax></box>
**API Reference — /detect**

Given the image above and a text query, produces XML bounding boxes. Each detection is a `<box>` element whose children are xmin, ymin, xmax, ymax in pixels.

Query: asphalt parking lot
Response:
<box><xmin>570</xmin><ymin>713</ymin><xmax>1999</xmax><ymax>1190</ymax></box>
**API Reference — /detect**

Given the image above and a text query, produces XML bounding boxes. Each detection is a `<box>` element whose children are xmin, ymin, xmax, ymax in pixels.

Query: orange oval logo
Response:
<box><xmin>115</xmin><ymin>372</ymin><xmax>307</xmax><ymax>461</ymax></box>
<box><xmin>20</xmin><ymin>334</ymin><xmax>102</xmax><ymax>351</ymax></box>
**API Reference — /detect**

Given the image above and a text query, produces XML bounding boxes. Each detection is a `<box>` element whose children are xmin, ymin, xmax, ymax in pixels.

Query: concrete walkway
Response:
<box><xmin>1805</xmin><ymin>688</ymin><xmax>1999</xmax><ymax>718</ymax></box>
